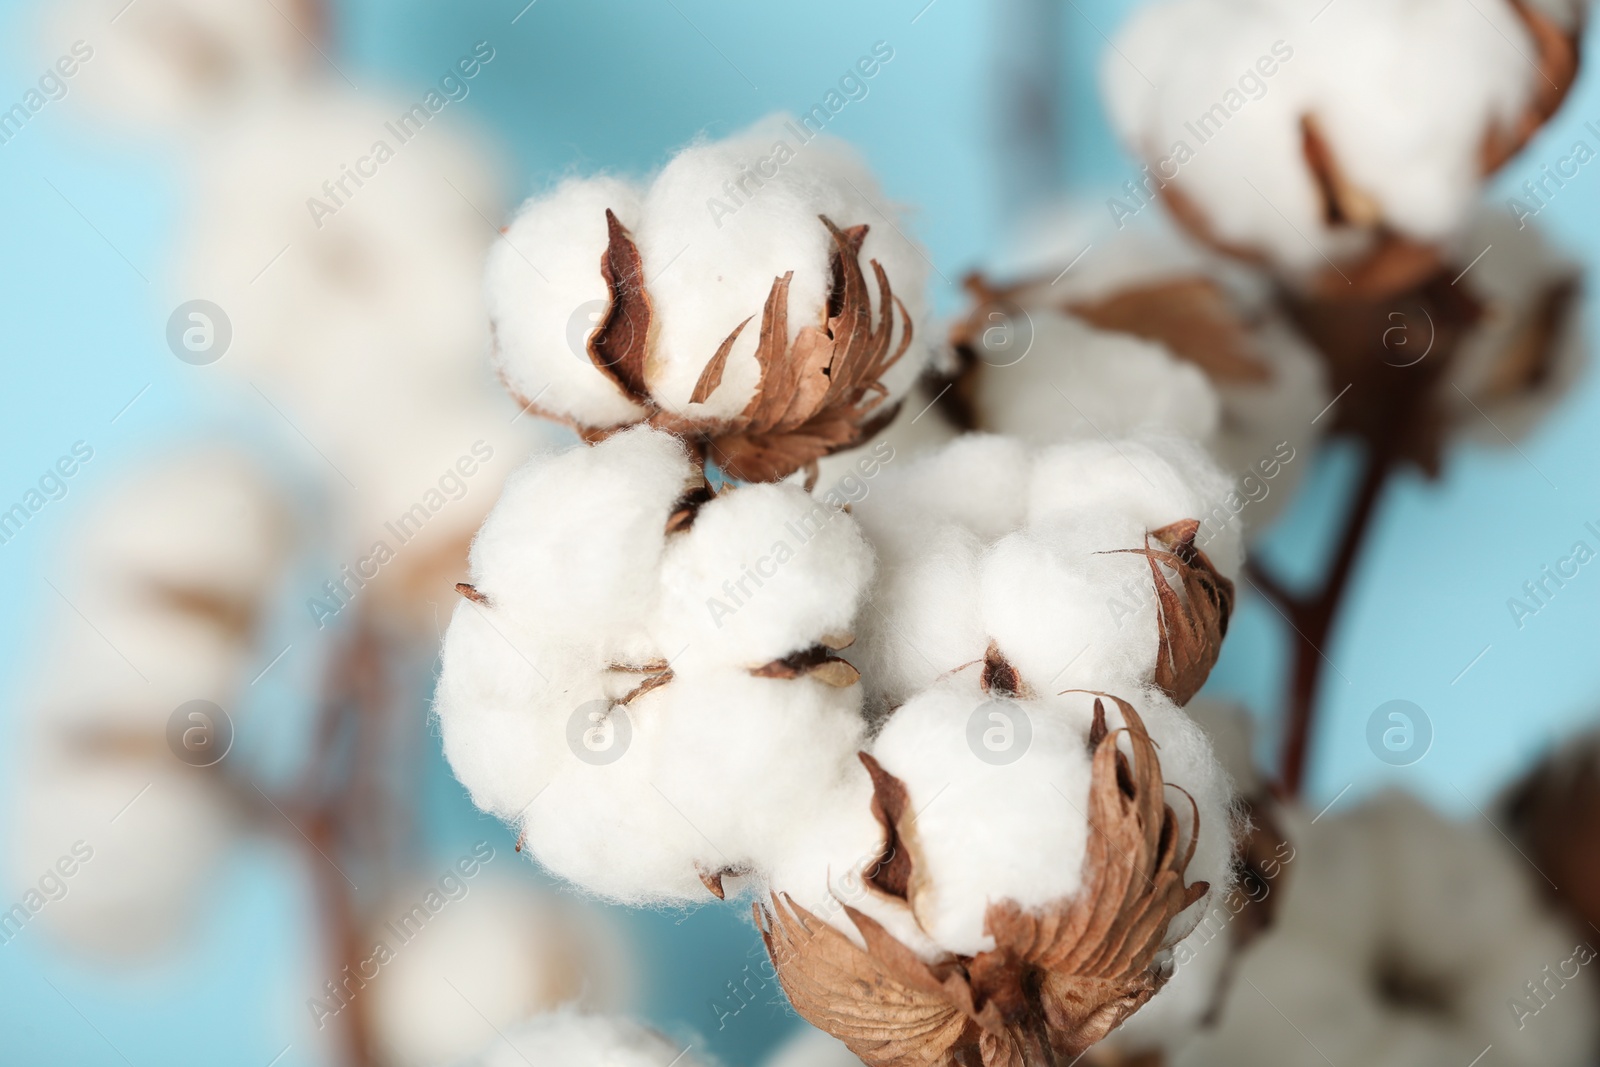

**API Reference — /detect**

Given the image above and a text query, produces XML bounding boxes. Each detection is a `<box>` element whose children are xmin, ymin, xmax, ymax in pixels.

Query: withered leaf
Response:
<box><xmin>665</xmin><ymin>481</ymin><xmax>715</xmax><ymax>534</ymax></box>
<box><xmin>454</xmin><ymin>582</ymin><xmax>489</xmax><ymax>606</ymax></box>
<box><xmin>761</xmin><ymin>695</ymin><xmax>1209</xmax><ymax>1066</ymax></box>
<box><xmin>589</xmin><ymin>209</ymin><xmax>654</xmax><ymax>403</ymax></box>
<box><xmin>1065</xmin><ymin>278</ymin><xmax>1272</xmax><ymax>385</ymax></box>
<box><xmin>683</xmin><ymin>216</ymin><xmax>914</xmax><ymax>483</ymax></box>
<box><xmin>1480</xmin><ymin>275</ymin><xmax>1579</xmax><ymax>400</ymax></box>
<box><xmin>860</xmin><ymin>752</ymin><xmax>914</xmax><ymax>902</ymax></box>
<box><xmin>751</xmin><ymin>644</ymin><xmax>862</xmax><ymax>688</ymax></box>
<box><xmin>980</xmin><ymin>641</ymin><xmax>1032</xmax><ymax>699</ymax></box>
<box><xmin>1481</xmin><ymin>0</ymin><xmax>1581</xmax><ymax>172</ymax></box>
<box><xmin>1104</xmin><ymin>520</ymin><xmax>1234</xmax><ymax>707</ymax></box>
<box><xmin>1299</xmin><ymin>114</ymin><xmax>1382</xmax><ymax>230</ymax></box>
<box><xmin>697</xmin><ymin>864</ymin><xmax>751</xmax><ymax>901</ymax></box>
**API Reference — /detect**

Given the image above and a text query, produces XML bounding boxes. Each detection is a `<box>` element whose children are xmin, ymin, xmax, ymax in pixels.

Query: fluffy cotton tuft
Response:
<box><xmin>1105</xmin><ymin>0</ymin><xmax>1563</xmax><ymax>277</ymax></box>
<box><xmin>485</xmin><ymin>114</ymin><xmax>932</xmax><ymax>442</ymax></box>
<box><xmin>849</xmin><ymin>434</ymin><xmax>1241</xmax><ymax>712</ymax></box>
<box><xmin>437</xmin><ymin>428</ymin><xmax>878</xmax><ymax>903</ymax></box>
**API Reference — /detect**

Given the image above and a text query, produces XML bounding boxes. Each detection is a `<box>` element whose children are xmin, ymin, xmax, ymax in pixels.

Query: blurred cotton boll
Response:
<box><xmin>8</xmin><ymin>448</ymin><xmax>292</xmax><ymax>959</ymax></box>
<box><xmin>365</xmin><ymin>877</ymin><xmax>636</xmax><ymax>1067</ymax></box>
<box><xmin>1447</xmin><ymin>211</ymin><xmax>1586</xmax><ymax>445</ymax></box>
<box><xmin>45</xmin><ymin>0</ymin><xmax>319</xmax><ymax>132</ymax></box>
<box><xmin>1176</xmin><ymin>792</ymin><xmax>1598</xmax><ymax>1067</ymax></box>
<box><xmin>456</xmin><ymin>1009</ymin><xmax>712</xmax><ymax>1067</ymax></box>
<box><xmin>178</xmin><ymin>88</ymin><xmax>540</xmax><ymax>606</ymax></box>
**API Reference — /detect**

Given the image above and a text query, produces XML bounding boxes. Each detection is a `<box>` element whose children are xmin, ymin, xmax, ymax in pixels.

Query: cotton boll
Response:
<box><xmin>70</xmin><ymin>450</ymin><xmax>289</xmax><ymax>607</ymax></box>
<box><xmin>487</xmin><ymin>176</ymin><xmax>651</xmax><ymax>430</ymax></box>
<box><xmin>850</xmin><ymin>433</ymin><xmax>1031</xmax><ymax>557</ymax></box>
<box><xmin>47</xmin><ymin>0</ymin><xmax>310</xmax><ymax>130</ymax></box>
<box><xmin>866</xmin><ymin>677</ymin><xmax>1098</xmax><ymax>956</ymax></box>
<box><xmin>179</xmin><ymin>89</ymin><xmax>531</xmax><ymax>568</ymax></box>
<box><xmin>1449</xmin><ymin>211</ymin><xmax>1585</xmax><ymax>444</ymax></box>
<box><xmin>367</xmin><ymin>878</ymin><xmax>635</xmax><ymax>1067</ymax></box>
<box><xmin>636</xmin><ymin>116</ymin><xmax>930</xmax><ymax>419</ymax></box>
<box><xmin>848</xmin><ymin>522</ymin><xmax>988</xmax><ymax>714</ymax></box>
<box><xmin>433</xmin><ymin>602</ymin><xmax>591</xmax><ymax>822</ymax></box>
<box><xmin>1172</xmin><ymin>934</ymin><xmax>1388</xmax><ymax>1067</ymax></box>
<box><xmin>975</xmin><ymin>311</ymin><xmax>1222</xmax><ymax>446</ymax></box>
<box><xmin>1105</xmin><ymin>0</ymin><xmax>1557</xmax><ymax>279</ymax></box>
<box><xmin>653</xmin><ymin>483</ymin><xmax>874</xmax><ymax>672</ymax></box>
<box><xmin>1028</xmin><ymin>436</ymin><xmax>1243</xmax><ymax>578</ymax></box>
<box><xmin>809</xmin><ymin>392</ymin><xmax>960</xmax><ymax>493</ymax></box>
<box><xmin>521</xmin><ymin>671</ymin><xmax>868</xmax><ymax>904</ymax></box>
<box><xmin>466</xmin><ymin>427</ymin><xmax>696</xmax><ymax>653</ymax></box>
<box><xmin>458</xmin><ymin>1010</ymin><xmax>712</xmax><ymax>1067</ymax></box>
<box><xmin>764</xmin><ymin>1026</ymin><xmax>865</xmax><ymax>1067</ymax></box>
<box><xmin>12</xmin><ymin>752</ymin><xmax>233</xmax><ymax>959</ymax></box>
<box><xmin>979</xmin><ymin>524</ymin><xmax>1160</xmax><ymax>697</ymax></box>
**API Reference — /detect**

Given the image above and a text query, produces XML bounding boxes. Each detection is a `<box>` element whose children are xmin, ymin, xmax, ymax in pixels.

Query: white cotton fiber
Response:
<box><xmin>459</xmin><ymin>1009</ymin><xmax>711</xmax><ymax>1067</ymax></box>
<box><xmin>433</xmin><ymin>602</ymin><xmax>585</xmax><ymax>821</ymax></box>
<box><xmin>466</xmin><ymin>427</ymin><xmax>695</xmax><ymax>654</ymax></box>
<box><xmin>975</xmin><ymin>311</ymin><xmax>1222</xmax><ymax>447</ymax></box>
<box><xmin>653</xmin><ymin>483</ymin><xmax>875</xmax><ymax>672</ymax></box>
<box><xmin>367</xmin><ymin>878</ymin><xmax>635</xmax><ymax>1067</ymax></box>
<box><xmin>636</xmin><ymin>115</ymin><xmax>929</xmax><ymax>419</ymax></box>
<box><xmin>849</xmin><ymin>434</ymin><xmax>1032</xmax><ymax>558</ymax></box>
<box><xmin>866</xmin><ymin>676</ymin><xmax>1097</xmax><ymax>956</ymax></box>
<box><xmin>521</xmin><ymin>670</ymin><xmax>868</xmax><ymax>905</ymax></box>
<box><xmin>1105</xmin><ymin>0</ymin><xmax>1551</xmax><ymax>276</ymax></box>
<box><xmin>487</xmin><ymin>176</ymin><xmax>651</xmax><ymax>429</ymax></box>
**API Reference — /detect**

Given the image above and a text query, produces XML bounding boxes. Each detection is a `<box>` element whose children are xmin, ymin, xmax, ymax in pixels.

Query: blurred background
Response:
<box><xmin>1</xmin><ymin>0</ymin><xmax>1598</xmax><ymax>1064</ymax></box>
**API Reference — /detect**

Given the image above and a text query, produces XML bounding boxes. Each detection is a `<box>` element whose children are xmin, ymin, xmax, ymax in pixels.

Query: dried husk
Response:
<box><xmin>759</xmin><ymin>695</ymin><xmax>1210</xmax><ymax>1067</ymax></box>
<box><xmin>1104</xmin><ymin>520</ymin><xmax>1235</xmax><ymax>707</ymax></box>
<box><xmin>1155</xmin><ymin>0</ymin><xmax>1582</xmax><ymax>298</ymax></box>
<box><xmin>496</xmin><ymin>212</ymin><xmax>914</xmax><ymax>483</ymax></box>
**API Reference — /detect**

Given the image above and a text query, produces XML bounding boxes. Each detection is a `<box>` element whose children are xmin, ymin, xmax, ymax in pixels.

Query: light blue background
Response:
<box><xmin>1</xmin><ymin>1</ymin><xmax>1597</xmax><ymax>1064</ymax></box>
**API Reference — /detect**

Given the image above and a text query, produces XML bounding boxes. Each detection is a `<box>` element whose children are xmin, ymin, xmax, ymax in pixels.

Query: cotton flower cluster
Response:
<box><xmin>487</xmin><ymin>116</ymin><xmax>931</xmax><ymax>482</ymax></box>
<box><xmin>456</xmin><ymin>1009</ymin><xmax>713</xmax><ymax>1067</ymax></box>
<box><xmin>953</xmin><ymin>217</ymin><xmax>1328</xmax><ymax>531</ymax></box>
<box><xmin>436</xmin><ymin>426</ymin><xmax>876</xmax><ymax>904</ymax></box>
<box><xmin>1105</xmin><ymin>0</ymin><xmax>1583</xmax><ymax>286</ymax></box>
<box><xmin>11</xmin><ymin>450</ymin><xmax>290</xmax><ymax>957</ymax></box>
<box><xmin>1171</xmin><ymin>791</ymin><xmax>1597</xmax><ymax>1067</ymax></box>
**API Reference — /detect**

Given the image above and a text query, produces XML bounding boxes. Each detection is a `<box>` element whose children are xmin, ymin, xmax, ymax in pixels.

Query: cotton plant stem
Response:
<box><xmin>1260</xmin><ymin>270</ymin><xmax>1478</xmax><ymax>796</ymax></box>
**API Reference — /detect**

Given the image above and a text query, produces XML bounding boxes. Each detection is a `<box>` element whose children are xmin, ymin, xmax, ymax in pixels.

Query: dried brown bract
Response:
<box><xmin>1105</xmin><ymin>520</ymin><xmax>1234</xmax><ymax>707</ymax></box>
<box><xmin>504</xmin><ymin>210</ymin><xmax>916</xmax><ymax>483</ymax></box>
<box><xmin>759</xmin><ymin>696</ymin><xmax>1210</xmax><ymax>1067</ymax></box>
